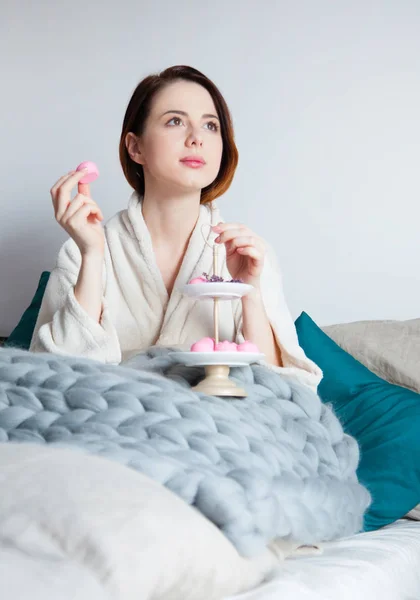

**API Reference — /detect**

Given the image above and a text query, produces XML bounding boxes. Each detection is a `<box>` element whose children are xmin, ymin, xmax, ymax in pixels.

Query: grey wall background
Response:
<box><xmin>2</xmin><ymin>0</ymin><xmax>420</xmax><ymax>336</ymax></box>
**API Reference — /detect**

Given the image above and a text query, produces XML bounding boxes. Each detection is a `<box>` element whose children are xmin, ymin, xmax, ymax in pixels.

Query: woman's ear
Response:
<box><xmin>125</xmin><ymin>132</ymin><xmax>145</xmax><ymax>165</ymax></box>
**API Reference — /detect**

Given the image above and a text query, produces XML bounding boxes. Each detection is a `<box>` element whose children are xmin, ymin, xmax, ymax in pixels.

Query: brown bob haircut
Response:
<box><xmin>119</xmin><ymin>65</ymin><xmax>239</xmax><ymax>205</ymax></box>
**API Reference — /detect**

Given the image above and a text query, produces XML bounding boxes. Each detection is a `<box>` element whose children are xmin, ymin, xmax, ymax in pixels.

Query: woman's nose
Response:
<box><xmin>186</xmin><ymin>129</ymin><xmax>203</xmax><ymax>147</ymax></box>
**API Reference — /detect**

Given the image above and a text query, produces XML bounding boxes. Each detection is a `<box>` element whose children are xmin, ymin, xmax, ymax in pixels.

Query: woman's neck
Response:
<box><xmin>141</xmin><ymin>186</ymin><xmax>201</xmax><ymax>249</ymax></box>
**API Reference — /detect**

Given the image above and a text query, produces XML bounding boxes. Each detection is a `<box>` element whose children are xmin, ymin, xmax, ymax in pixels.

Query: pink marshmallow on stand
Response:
<box><xmin>237</xmin><ymin>341</ymin><xmax>260</xmax><ymax>353</ymax></box>
<box><xmin>190</xmin><ymin>337</ymin><xmax>215</xmax><ymax>352</ymax></box>
<box><xmin>76</xmin><ymin>161</ymin><xmax>100</xmax><ymax>184</ymax></box>
<box><xmin>188</xmin><ymin>276</ymin><xmax>208</xmax><ymax>284</ymax></box>
<box><xmin>190</xmin><ymin>338</ymin><xmax>259</xmax><ymax>353</ymax></box>
<box><xmin>214</xmin><ymin>341</ymin><xmax>238</xmax><ymax>352</ymax></box>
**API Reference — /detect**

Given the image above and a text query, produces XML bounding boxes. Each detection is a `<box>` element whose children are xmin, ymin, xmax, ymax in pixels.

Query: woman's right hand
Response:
<box><xmin>50</xmin><ymin>169</ymin><xmax>105</xmax><ymax>257</ymax></box>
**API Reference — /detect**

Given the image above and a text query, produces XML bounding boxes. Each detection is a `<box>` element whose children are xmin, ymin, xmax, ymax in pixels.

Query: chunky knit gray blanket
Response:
<box><xmin>0</xmin><ymin>346</ymin><xmax>370</xmax><ymax>556</ymax></box>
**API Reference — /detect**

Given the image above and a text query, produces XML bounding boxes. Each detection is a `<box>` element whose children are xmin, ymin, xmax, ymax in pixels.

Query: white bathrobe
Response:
<box><xmin>30</xmin><ymin>192</ymin><xmax>322</xmax><ymax>390</ymax></box>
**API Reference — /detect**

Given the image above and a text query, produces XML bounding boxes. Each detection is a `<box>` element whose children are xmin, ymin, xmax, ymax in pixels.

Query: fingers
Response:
<box><xmin>213</xmin><ymin>222</ymin><xmax>259</xmax><ymax>242</ymax></box>
<box><xmin>78</xmin><ymin>182</ymin><xmax>91</xmax><ymax>198</ymax></box>
<box><xmin>236</xmin><ymin>246</ymin><xmax>262</xmax><ymax>260</ymax></box>
<box><xmin>212</xmin><ymin>222</ymin><xmax>246</xmax><ymax>233</ymax></box>
<box><xmin>217</xmin><ymin>231</ymin><xmax>254</xmax><ymax>245</ymax></box>
<box><xmin>63</xmin><ymin>203</ymin><xmax>103</xmax><ymax>229</ymax></box>
<box><xmin>50</xmin><ymin>170</ymin><xmax>76</xmax><ymax>198</ymax></box>
<box><xmin>226</xmin><ymin>240</ymin><xmax>263</xmax><ymax>260</ymax></box>
<box><xmin>61</xmin><ymin>195</ymin><xmax>104</xmax><ymax>224</ymax></box>
<box><xmin>223</xmin><ymin>236</ymin><xmax>249</xmax><ymax>255</ymax></box>
<box><xmin>51</xmin><ymin>169</ymin><xmax>89</xmax><ymax>219</ymax></box>
<box><xmin>215</xmin><ymin>230</ymin><xmax>264</xmax><ymax>253</ymax></box>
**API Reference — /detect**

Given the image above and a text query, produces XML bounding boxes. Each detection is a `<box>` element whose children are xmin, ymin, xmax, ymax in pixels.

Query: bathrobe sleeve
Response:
<box><xmin>234</xmin><ymin>242</ymin><xmax>323</xmax><ymax>392</ymax></box>
<box><xmin>30</xmin><ymin>238</ymin><xmax>121</xmax><ymax>363</ymax></box>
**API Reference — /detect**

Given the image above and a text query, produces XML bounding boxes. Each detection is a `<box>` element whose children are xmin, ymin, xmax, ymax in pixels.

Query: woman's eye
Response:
<box><xmin>205</xmin><ymin>121</ymin><xmax>219</xmax><ymax>132</ymax></box>
<box><xmin>167</xmin><ymin>117</ymin><xmax>183</xmax><ymax>126</ymax></box>
<box><xmin>166</xmin><ymin>117</ymin><xmax>219</xmax><ymax>131</ymax></box>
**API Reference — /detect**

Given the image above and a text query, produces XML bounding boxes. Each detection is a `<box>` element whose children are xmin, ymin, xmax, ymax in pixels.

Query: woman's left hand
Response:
<box><xmin>212</xmin><ymin>222</ymin><xmax>265</xmax><ymax>287</ymax></box>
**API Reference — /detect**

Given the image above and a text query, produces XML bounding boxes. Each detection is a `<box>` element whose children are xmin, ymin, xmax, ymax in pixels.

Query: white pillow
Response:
<box><xmin>0</xmin><ymin>443</ymin><xmax>278</xmax><ymax>600</ymax></box>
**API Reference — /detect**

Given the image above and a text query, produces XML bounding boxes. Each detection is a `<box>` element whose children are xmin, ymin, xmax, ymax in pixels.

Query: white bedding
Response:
<box><xmin>227</xmin><ymin>519</ymin><xmax>420</xmax><ymax>600</ymax></box>
<box><xmin>0</xmin><ymin>443</ymin><xmax>418</xmax><ymax>600</ymax></box>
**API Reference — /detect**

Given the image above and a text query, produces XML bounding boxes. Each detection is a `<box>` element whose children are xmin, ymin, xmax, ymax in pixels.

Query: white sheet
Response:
<box><xmin>227</xmin><ymin>520</ymin><xmax>420</xmax><ymax>600</ymax></box>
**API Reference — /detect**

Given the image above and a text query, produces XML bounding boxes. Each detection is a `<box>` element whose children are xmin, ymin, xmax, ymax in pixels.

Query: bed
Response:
<box><xmin>0</xmin><ymin>440</ymin><xmax>418</xmax><ymax>600</ymax></box>
<box><xmin>0</xmin><ymin>439</ymin><xmax>418</xmax><ymax>600</ymax></box>
<box><xmin>1</xmin><ymin>275</ymin><xmax>420</xmax><ymax>600</ymax></box>
<box><xmin>227</xmin><ymin>519</ymin><xmax>420</xmax><ymax>600</ymax></box>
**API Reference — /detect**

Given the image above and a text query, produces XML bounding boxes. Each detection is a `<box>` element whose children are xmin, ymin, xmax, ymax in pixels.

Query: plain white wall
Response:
<box><xmin>2</xmin><ymin>0</ymin><xmax>420</xmax><ymax>336</ymax></box>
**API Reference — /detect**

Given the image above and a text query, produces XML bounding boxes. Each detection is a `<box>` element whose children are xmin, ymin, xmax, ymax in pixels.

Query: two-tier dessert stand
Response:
<box><xmin>170</xmin><ymin>227</ymin><xmax>265</xmax><ymax>398</ymax></box>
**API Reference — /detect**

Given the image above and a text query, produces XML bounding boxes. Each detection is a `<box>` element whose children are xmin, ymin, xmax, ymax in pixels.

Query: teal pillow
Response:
<box><xmin>295</xmin><ymin>310</ymin><xmax>420</xmax><ymax>532</ymax></box>
<box><xmin>5</xmin><ymin>271</ymin><xmax>51</xmax><ymax>350</ymax></box>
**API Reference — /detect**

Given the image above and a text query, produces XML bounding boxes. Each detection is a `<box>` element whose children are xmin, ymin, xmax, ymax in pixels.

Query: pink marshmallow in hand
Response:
<box><xmin>76</xmin><ymin>161</ymin><xmax>100</xmax><ymax>184</ymax></box>
<box><xmin>190</xmin><ymin>337</ymin><xmax>215</xmax><ymax>352</ymax></box>
<box><xmin>237</xmin><ymin>341</ymin><xmax>260</xmax><ymax>353</ymax></box>
<box><xmin>189</xmin><ymin>276</ymin><xmax>207</xmax><ymax>284</ymax></box>
<box><xmin>214</xmin><ymin>341</ymin><xmax>238</xmax><ymax>352</ymax></box>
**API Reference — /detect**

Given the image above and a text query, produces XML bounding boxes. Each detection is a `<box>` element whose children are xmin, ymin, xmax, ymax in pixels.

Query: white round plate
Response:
<box><xmin>181</xmin><ymin>282</ymin><xmax>253</xmax><ymax>300</ymax></box>
<box><xmin>170</xmin><ymin>351</ymin><xmax>265</xmax><ymax>367</ymax></box>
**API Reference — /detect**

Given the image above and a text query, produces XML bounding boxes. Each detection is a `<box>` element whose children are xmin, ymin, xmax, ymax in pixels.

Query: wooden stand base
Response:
<box><xmin>192</xmin><ymin>364</ymin><xmax>247</xmax><ymax>398</ymax></box>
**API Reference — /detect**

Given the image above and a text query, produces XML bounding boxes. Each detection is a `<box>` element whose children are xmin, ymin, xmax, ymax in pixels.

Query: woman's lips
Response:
<box><xmin>181</xmin><ymin>161</ymin><xmax>204</xmax><ymax>168</ymax></box>
<box><xmin>180</xmin><ymin>157</ymin><xmax>206</xmax><ymax>169</ymax></box>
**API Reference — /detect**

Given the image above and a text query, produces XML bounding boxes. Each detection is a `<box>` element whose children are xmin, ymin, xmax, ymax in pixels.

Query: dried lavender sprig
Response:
<box><xmin>201</xmin><ymin>272</ymin><xmax>244</xmax><ymax>284</ymax></box>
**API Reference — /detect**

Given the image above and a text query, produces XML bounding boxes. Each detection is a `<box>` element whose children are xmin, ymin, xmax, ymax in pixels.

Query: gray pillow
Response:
<box><xmin>322</xmin><ymin>318</ymin><xmax>420</xmax><ymax>394</ymax></box>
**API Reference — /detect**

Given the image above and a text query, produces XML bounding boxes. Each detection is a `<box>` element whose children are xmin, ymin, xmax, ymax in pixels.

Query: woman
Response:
<box><xmin>30</xmin><ymin>65</ymin><xmax>322</xmax><ymax>390</ymax></box>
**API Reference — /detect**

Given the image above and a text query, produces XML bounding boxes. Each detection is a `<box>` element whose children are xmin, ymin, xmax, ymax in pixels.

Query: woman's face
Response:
<box><xmin>128</xmin><ymin>80</ymin><xmax>223</xmax><ymax>194</ymax></box>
